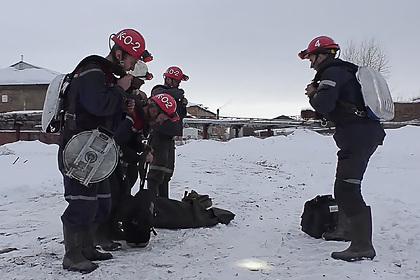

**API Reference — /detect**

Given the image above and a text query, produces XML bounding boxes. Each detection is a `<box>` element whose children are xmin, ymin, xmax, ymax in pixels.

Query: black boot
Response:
<box><xmin>331</xmin><ymin>206</ymin><xmax>376</xmax><ymax>261</ymax></box>
<box><xmin>94</xmin><ymin>222</ymin><xmax>122</xmax><ymax>252</ymax></box>
<box><xmin>62</xmin><ymin>225</ymin><xmax>98</xmax><ymax>273</ymax></box>
<box><xmin>126</xmin><ymin>227</ymin><xmax>151</xmax><ymax>248</ymax></box>
<box><xmin>322</xmin><ymin>209</ymin><xmax>351</xmax><ymax>241</ymax></box>
<box><xmin>82</xmin><ymin>225</ymin><xmax>113</xmax><ymax>261</ymax></box>
<box><xmin>158</xmin><ymin>178</ymin><xmax>169</xmax><ymax>198</ymax></box>
<box><xmin>146</xmin><ymin>179</ymin><xmax>160</xmax><ymax>198</ymax></box>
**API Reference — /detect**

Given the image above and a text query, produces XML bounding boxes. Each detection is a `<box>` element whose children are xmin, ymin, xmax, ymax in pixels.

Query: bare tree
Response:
<box><xmin>342</xmin><ymin>39</ymin><xmax>390</xmax><ymax>77</ymax></box>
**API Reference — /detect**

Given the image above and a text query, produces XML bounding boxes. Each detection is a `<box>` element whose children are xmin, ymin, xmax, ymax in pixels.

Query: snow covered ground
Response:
<box><xmin>0</xmin><ymin>127</ymin><xmax>419</xmax><ymax>279</ymax></box>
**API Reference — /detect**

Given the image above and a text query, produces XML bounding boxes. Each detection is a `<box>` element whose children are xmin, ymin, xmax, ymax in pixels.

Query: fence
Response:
<box><xmin>1</xmin><ymin>112</ymin><xmax>419</xmax><ymax>145</ymax></box>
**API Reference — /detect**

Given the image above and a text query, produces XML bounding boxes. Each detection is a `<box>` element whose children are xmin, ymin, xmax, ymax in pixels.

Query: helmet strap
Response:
<box><xmin>108</xmin><ymin>34</ymin><xmax>114</xmax><ymax>53</ymax></box>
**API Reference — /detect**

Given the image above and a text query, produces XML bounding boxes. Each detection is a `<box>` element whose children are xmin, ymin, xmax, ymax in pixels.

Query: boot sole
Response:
<box><xmin>331</xmin><ymin>253</ymin><xmax>376</xmax><ymax>262</ymax></box>
<box><xmin>323</xmin><ymin>237</ymin><xmax>351</xmax><ymax>242</ymax></box>
<box><xmin>127</xmin><ymin>241</ymin><xmax>149</xmax><ymax>248</ymax></box>
<box><xmin>63</xmin><ymin>263</ymin><xmax>98</xmax><ymax>274</ymax></box>
<box><xmin>96</xmin><ymin>243</ymin><xmax>122</xmax><ymax>251</ymax></box>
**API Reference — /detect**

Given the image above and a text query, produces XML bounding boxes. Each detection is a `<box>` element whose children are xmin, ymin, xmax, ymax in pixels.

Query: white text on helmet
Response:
<box><xmin>315</xmin><ymin>40</ymin><xmax>321</xmax><ymax>47</ymax></box>
<box><xmin>116</xmin><ymin>31</ymin><xmax>142</xmax><ymax>53</ymax></box>
<box><xmin>167</xmin><ymin>68</ymin><xmax>180</xmax><ymax>77</ymax></box>
<box><xmin>156</xmin><ymin>94</ymin><xmax>174</xmax><ymax>109</ymax></box>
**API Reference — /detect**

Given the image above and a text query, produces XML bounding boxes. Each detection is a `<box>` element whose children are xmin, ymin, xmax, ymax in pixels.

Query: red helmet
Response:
<box><xmin>111</xmin><ymin>29</ymin><xmax>146</xmax><ymax>60</ymax></box>
<box><xmin>298</xmin><ymin>36</ymin><xmax>340</xmax><ymax>59</ymax></box>
<box><xmin>164</xmin><ymin>66</ymin><xmax>189</xmax><ymax>82</ymax></box>
<box><xmin>141</xmin><ymin>50</ymin><xmax>153</xmax><ymax>63</ymax></box>
<box><xmin>150</xmin><ymin>93</ymin><xmax>179</xmax><ymax>121</ymax></box>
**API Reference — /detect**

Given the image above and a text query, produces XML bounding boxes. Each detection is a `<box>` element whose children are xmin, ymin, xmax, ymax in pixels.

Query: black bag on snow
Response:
<box><xmin>153</xmin><ymin>190</ymin><xmax>235</xmax><ymax>229</ymax></box>
<box><xmin>300</xmin><ymin>195</ymin><xmax>338</xmax><ymax>238</ymax></box>
<box><xmin>115</xmin><ymin>189</ymin><xmax>154</xmax><ymax>247</ymax></box>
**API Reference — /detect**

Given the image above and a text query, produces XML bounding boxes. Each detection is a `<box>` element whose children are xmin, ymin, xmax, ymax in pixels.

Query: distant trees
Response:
<box><xmin>342</xmin><ymin>39</ymin><xmax>390</xmax><ymax>77</ymax></box>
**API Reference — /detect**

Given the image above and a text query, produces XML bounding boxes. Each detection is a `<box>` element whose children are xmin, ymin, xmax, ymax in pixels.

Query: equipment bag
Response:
<box><xmin>154</xmin><ymin>190</ymin><xmax>235</xmax><ymax>229</ymax></box>
<box><xmin>115</xmin><ymin>189</ymin><xmax>155</xmax><ymax>247</ymax></box>
<box><xmin>356</xmin><ymin>66</ymin><xmax>394</xmax><ymax>121</ymax></box>
<box><xmin>42</xmin><ymin>55</ymin><xmax>123</xmax><ymax>133</ymax></box>
<box><xmin>41</xmin><ymin>73</ymin><xmax>72</xmax><ymax>133</ymax></box>
<box><xmin>300</xmin><ymin>195</ymin><xmax>338</xmax><ymax>238</ymax></box>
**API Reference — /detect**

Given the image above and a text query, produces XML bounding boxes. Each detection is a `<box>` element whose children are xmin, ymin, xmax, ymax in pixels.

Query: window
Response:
<box><xmin>1</xmin><ymin>95</ymin><xmax>8</xmax><ymax>103</ymax></box>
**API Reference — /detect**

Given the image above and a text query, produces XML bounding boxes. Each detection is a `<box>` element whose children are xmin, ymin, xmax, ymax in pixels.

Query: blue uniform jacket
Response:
<box><xmin>60</xmin><ymin>55</ymin><xmax>134</xmax><ymax>147</ymax></box>
<box><xmin>309</xmin><ymin>58</ymin><xmax>385</xmax><ymax>150</ymax></box>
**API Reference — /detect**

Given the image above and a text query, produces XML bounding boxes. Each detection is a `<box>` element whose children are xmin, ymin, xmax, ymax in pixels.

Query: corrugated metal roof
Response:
<box><xmin>0</xmin><ymin>60</ymin><xmax>60</xmax><ymax>85</ymax></box>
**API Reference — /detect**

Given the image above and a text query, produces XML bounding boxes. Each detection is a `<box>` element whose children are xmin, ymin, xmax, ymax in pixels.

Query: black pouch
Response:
<box><xmin>300</xmin><ymin>195</ymin><xmax>338</xmax><ymax>238</ymax></box>
<box><xmin>116</xmin><ymin>189</ymin><xmax>154</xmax><ymax>246</ymax></box>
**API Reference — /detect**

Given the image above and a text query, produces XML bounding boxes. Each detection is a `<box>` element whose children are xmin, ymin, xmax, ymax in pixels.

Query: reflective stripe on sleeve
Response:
<box><xmin>319</xmin><ymin>80</ymin><xmax>337</xmax><ymax>88</ymax></box>
<box><xmin>64</xmin><ymin>194</ymin><xmax>111</xmax><ymax>201</ymax></box>
<box><xmin>343</xmin><ymin>178</ymin><xmax>362</xmax><ymax>185</ymax></box>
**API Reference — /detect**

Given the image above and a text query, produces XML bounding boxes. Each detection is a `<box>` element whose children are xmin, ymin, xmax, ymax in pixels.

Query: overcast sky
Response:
<box><xmin>1</xmin><ymin>0</ymin><xmax>418</xmax><ymax>118</ymax></box>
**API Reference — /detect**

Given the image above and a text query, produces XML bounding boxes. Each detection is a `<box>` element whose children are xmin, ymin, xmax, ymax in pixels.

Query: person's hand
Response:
<box><xmin>134</xmin><ymin>90</ymin><xmax>148</xmax><ymax>101</ymax></box>
<box><xmin>305</xmin><ymin>83</ymin><xmax>317</xmax><ymax>98</ymax></box>
<box><xmin>126</xmin><ymin>99</ymin><xmax>136</xmax><ymax>118</ymax></box>
<box><xmin>117</xmin><ymin>75</ymin><xmax>133</xmax><ymax>91</ymax></box>
<box><xmin>145</xmin><ymin>151</ymin><xmax>153</xmax><ymax>163</ymax></box>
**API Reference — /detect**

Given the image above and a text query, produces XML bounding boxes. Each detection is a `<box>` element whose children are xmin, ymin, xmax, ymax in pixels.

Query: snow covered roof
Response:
<box><xmin>187</xmin><ymin>102</ymin><xmax>203</xmax><ymax>108</ymax></box>
<box><xmin>187</xmin><ymin>102</ymin><xmax>216</xmax><ymax>115</ymax></box>
<box><xmin>0</xmin><ymin>60</ymin><xmax>60</xmax><ymax>86</ymax></box>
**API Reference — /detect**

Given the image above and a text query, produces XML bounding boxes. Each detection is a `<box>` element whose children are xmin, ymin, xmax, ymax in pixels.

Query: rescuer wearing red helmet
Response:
<box><xmin>57</xmin><ymin>28</ymin><xmax>153</xmax><ymax>273</ymax></box>
<box><xmin>146</xmin><ymin>66</ymin><xmax>189</xmax><ymax>199</ymax></box>
<box><xmin>299</xmin><ymin>36</ymin><xmax>385</xmax><ymax>262</ymax></box>
<box><xmin>93</xmin><ymin>91</ymin><xmax>180</xmax><ymax>252</ymax></box>
<box><xmin>121</xmin><ymin>61</ymin><xmax>154</xmax><ymax>186</ymax></box>
<box><xmin>93</xmin><ymin>61</ymin><xmax>156</xmax><ymax>252</ymax></box>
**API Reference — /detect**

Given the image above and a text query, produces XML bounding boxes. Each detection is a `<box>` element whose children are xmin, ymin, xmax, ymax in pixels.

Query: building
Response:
<box><xmin>301</xmin><ymin>102</ymin><xmax>420</xmax><ymax>122</ymax></box>
<box><xmin>0</xmin><ymin>59</ymin><xmax>60</xmax><ymax>113</ymax></box>
<box><xmin>393</xmin><ymin>102</ymin><xmax>420</xmax><ymax>122</ymax></box>
<box><xmin>186</xmin><ymin>103</ymin><xmax>217</xmax><ymax>119</ymax></box>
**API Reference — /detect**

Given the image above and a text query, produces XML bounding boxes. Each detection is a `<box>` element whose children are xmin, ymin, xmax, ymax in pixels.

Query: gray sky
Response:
<box><xmin>1</xmin><ymin>0</ymin><xmax>419</xmax><ymax>118</ymax></box>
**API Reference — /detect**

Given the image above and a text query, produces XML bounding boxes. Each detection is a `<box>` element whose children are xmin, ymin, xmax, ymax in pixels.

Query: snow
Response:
<box><xmin>1</xmin><ymin>110</ymin><xmax>42</xmax><ymax>115</ymax></box>
<box><xmin>0</xmin><ymin>65</ymin><xmax>60</xmax><ymax>86</ymax></box>
<box><xmin>0</xmin><ymin>126</ymin><xmax>419</xmax><ymax>279</ymax></box>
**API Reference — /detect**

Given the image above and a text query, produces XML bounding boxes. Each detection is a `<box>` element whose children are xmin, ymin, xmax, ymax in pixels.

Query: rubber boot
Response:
<box><xmin>82</xmin><ymin>225</ymin><xmax>113</xmax><ymax>261</ymax></box>
<box><xmin>158</xmin><ymin>178</ymin><xmax>169</xmax><ymax>198</ymax></box>
<box><xmin>322</xmin><ymin>210</ymin><xmax>351</xmax><ymax>241</ymax></box>
<box><xmin>126</xmin><ymin>228</ymin><xmax>151</xmax><ymax>248</ymax></box>
<box><xmin>62</xmin><ymin>225</ymin><xmax>98</xmax><ymax>273</ymax></box>
<box><xmin>331</xmin><ymin>206</ymin><xmax>376</xmax><ymax>261</ymax></box>
<box><xmin>146</xmin><ymin>178</ymin><xmax>160</xmax><ymax>198</ymax></box>
<box><xmin>95</xmin><ymin>222</ymin><xmax>122</xmax><ymax>252</ymax></box>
